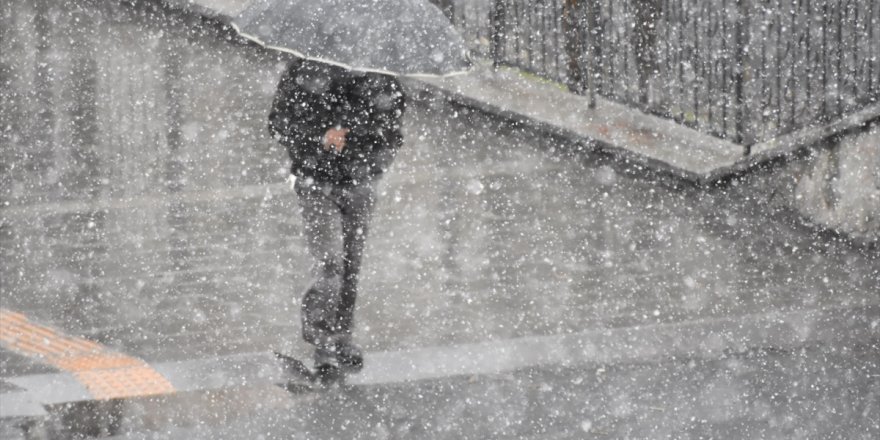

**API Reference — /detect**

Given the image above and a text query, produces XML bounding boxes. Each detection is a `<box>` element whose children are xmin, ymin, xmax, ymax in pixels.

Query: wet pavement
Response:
<box><xmin>44</xmin><ymin>342</ymin><xmax>877</xmax><ymax>440</ymax></box>
<box><xmin>1</xmin><ymin>0</ymin><xmax>878</xmax><ymax>438</ymax></box>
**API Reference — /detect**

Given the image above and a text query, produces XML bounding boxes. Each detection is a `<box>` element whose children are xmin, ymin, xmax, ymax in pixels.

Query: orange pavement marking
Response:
<box><xmin>0</xmin><ymin>308</ymin><xmax>175</xmax><ymax>400</ymax></box>
<box><xmin>75</xmin><ymin>366</ymin><xmax>176</xmax><ymax>400</ymax></box>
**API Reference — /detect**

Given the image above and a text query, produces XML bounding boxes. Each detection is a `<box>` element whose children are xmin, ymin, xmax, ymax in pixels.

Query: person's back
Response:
<box><xmin>268</xmin><ymin>59</ymin><xmax>406</xmax><ymax>380</ymax></box>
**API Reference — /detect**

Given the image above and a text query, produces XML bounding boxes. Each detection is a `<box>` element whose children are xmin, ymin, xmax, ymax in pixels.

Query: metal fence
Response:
<box><xmin>438</xmin><ymin>0</ymin><xmax>880</xmax><ymax>146</ymax></box>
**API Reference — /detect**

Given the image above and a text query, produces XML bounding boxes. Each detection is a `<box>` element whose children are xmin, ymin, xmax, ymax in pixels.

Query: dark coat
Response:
<box><xmin>269</xmin><ymin>60</ymin><xmax>406</xmax><ymax>184</ymax></box>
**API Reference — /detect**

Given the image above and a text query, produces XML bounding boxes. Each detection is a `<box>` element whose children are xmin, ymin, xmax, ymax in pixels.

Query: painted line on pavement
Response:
<box><xmin>349</xmin><ymin>304</ymin><xmax>880</xmax><ymax>385</ymax></box>
<box><xmin>0</xmin><ymin>390</ymin><xmax>47</xmax><ymax>419</ymax></box>
<box><xmin>2</xmin><ymin>304</ymin><xmax>877</xmax><ymax>413</ymax></box>
<box><xmin>0</xmin><ymin>309</ymin><xmax>175</xmax><ymax>400</ymax></box>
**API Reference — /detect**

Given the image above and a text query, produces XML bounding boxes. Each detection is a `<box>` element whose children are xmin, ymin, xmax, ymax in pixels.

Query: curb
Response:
<box><xmin>709</xmin><ymin>104</ymin><xmax>880</xmax><ymax>182</ymax></box>
<box><xmin>409</xmin><ymin>75</ymin><xmax>880</xmax><ymax>186</ymax></box>
<box><xmin>404</xmin><ymin>77</ymin><xmax>709</xmax><ymax>185</ymax></box>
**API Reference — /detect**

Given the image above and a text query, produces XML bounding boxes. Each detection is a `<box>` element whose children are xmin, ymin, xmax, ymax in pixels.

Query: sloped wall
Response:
<box><xmin>795</xmin><ymin>124</ymin><xmax>880</xmax><ymax>243</ymax></box>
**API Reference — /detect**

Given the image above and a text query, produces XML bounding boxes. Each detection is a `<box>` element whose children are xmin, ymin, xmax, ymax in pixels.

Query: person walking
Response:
<box><xmin>269</xmin><ymin>59</ymin><xmax>405</xmax><ymax>378</ymax></box>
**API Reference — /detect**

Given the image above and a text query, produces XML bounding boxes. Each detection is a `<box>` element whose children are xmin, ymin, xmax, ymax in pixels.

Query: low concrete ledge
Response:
<box><xmin>412</xmin><ymin>63</ymin><xmax>745</xmax><ymax>184</ymax></box>
<box><xmin>711</xmin><ymin>104</ymin><xmax>880</xmax><ymax>182</ymax></box>
<box><xmin>415</xmin><ymin>66</ymin><xmax>880</xmax><ymax>185</ymax></box>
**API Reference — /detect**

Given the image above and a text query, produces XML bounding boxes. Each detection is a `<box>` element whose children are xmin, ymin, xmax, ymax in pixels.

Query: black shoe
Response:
<box><xmin>335</xmin><ymin>339</ymin><xmax>363</xmax><ymax>372</ymax></box>
<box><xmin>314</xmin><ymin>345</ymin><xmax>336</xmax><ymax>366</ymax></box>
<box><xmin>313</xmin><ymin>346</ymin><xmax>342</xmax><ymax>386</ymax></box>
<box><xmin>314</xmin><ymin>363</ymin><xmax>343</xmax><ymax>386</ymax></box>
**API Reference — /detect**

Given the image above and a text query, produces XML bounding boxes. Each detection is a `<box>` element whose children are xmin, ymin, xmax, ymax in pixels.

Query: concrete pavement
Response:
<box><xmin>56</xmin><ymin>343</ymin><xmax>880</xmax><ymax>439</ymax></box>
<box><xmin>1</xmin><ymin>0</ymin><xmax>878</xmax><ymax>437</ymax></box>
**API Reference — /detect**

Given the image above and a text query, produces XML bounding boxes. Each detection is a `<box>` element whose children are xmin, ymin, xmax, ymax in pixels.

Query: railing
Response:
<box><xmin>437</xmin><ymin>0</ymin><xmax>880</xmax><ymax>146</ymax></box>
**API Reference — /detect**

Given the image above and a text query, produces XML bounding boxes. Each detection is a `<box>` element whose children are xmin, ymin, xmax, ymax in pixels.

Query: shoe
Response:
<box><xmin>314</xmin><ymin>363</ymin><xmax>343</xmax><ymax>386</ymax></box>
<box><xmin>335</xmin><ymin>338</ymin><xmax>363</xmax><ymax>372</ymax></box>
<box><xmin>313</xmin><ymin>346</ymin><xmax>342</xmax><ymax>386</ymax></box>
<box><xmin>314</xmin><ymin>346</ymin><xmax>337</xmax><ymax>368</ymax></box>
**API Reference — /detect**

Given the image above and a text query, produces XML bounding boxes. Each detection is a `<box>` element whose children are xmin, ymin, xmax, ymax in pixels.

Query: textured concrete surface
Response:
<box><xmin>1</xmin><ymin>0</ymin><xmax>878</xmax><ymax>438</ymax></box>
<box><xmin>45</xmin><ymin>343</ymin><xmax>880</xmax><ymax>440</ymax></box>
<box><xmin>2</xmin><ymin>0</ymin><xmax>877</xmax><ymax>368</ymax></box>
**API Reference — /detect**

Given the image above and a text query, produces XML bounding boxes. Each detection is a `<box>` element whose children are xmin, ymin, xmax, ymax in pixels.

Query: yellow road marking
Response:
<box><xmin>0</xmin><ymin>308</ymin><xmax>175</xmax><ymax>400</ymax></box>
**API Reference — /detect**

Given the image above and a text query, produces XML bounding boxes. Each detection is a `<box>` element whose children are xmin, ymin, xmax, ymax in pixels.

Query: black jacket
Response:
<box><xmin>269</xmin><ymin>60</ymin><xmax>406</xmax><ymax>184</ymax></box>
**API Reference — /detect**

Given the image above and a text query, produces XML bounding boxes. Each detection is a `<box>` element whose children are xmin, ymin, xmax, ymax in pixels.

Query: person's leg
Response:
<box><xmin>294</xmin><ymin>178</ymin><xmax>344</xmax><ymax>350</ymax></box>
<box><xmin>335</xmin><ymin>181</ymin><xmax>377</xmax><ymax>339</ymax></box>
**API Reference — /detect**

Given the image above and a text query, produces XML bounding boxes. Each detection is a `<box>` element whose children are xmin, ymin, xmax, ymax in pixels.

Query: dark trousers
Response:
<box><xmin>294</xmin><ymin>177</ymin><xmax>376</xmax><ymax>349</ymax></box>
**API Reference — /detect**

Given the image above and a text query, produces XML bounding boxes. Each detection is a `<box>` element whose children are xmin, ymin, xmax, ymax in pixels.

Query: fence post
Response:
<box><xmin>431</xmin><ymin>0</ymin><xmax>455</xmax><ymax>22</ymax></box>
<box><xmin>563</xmin><ymin>0</ymin><xmax>586</xmax><ymax>95</ymax></box>
<box><xmin>585</xmin><ymin>0</ymin><xmax>600</xmax><ymax>108</ymax></box>
<box><xmin>491</xmin><ymin>0</ymin><xmax>506</xmax><ymax>69</ymax></box>
<box><xmin>734</xmin><ymin>0</ymin><xmax>752</xmax><ymax>153</ymax></box>
<box><xmin>634</xmin><ymin>0</ymin><xmax>659</xmax><ymax>110</ymax></box>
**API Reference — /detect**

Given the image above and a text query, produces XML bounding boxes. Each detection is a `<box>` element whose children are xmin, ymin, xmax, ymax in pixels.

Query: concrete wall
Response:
<box><xmin>794</xmin><ymin>124</ymin><xmax>880</xmax><ymax>243</ymax></box>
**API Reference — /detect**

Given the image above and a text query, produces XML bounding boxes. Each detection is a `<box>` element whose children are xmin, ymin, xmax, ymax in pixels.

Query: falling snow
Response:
<box><xmin>1</xmin><ymin>0</ymin><xmax>878</xmax><ymax>439</ymax></box>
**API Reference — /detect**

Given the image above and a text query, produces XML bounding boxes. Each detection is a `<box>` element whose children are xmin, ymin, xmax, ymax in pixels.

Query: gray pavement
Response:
<box><xmin>1</xmin><ymin>0</ymin><xmax>879</xmax><ymax>438</ymax></box>
<box><xmin>46</xmin><ymin>342</ymin><xmax>880</xmax><ymax>440</ymax></box>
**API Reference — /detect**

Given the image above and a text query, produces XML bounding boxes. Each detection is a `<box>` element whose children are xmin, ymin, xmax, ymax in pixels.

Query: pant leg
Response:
<box><xmin>334</xmin><ymin>181</ymin><xmax>377</xmax><ymax>336</ymax></box>
<box><xmin>294</xmin><ymin>178</ymin><xmax>344</xmax><ymax>347</ymax></box>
